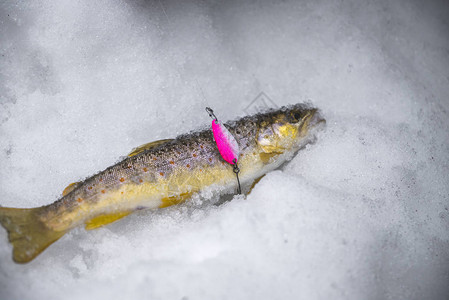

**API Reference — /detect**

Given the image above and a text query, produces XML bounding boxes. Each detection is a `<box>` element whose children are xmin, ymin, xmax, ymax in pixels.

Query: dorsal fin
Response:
<box><xmin>128</xmin><ymin>139</ymin><xmax>174</xmax><ymax>157</ymax></box>
<box><xmin>62</xmin><ymin>182</ymin><xmax>82</xmax><ymax>197</ymax></box>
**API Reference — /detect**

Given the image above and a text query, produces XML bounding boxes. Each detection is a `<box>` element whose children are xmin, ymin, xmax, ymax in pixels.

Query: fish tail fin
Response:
<box><xmin>0</xmin><ymin>206</ymin><xmax>66</xmax><ymax>263</ymax></box>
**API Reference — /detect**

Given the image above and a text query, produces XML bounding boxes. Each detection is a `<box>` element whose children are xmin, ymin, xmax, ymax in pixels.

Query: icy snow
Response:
<box><xmin>1</xmin><ymin>0</ymin><xmax>448</xmax><ymax>299</ymax></box>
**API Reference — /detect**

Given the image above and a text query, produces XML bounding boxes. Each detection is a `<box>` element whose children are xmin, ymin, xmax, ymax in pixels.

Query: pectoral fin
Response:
<box><xmin>259</xmin><ymin>152</ymin><xmax>282</xmax><ymax>164</ymax></box>
<box><xmin>85</xmin><ymin>211</ymin><xmax>133</xmax><ymax>230</ymax></box>
<box><xmin>128</xmin><ymin>139</ymin><xmax>174</xmax><ymax>157</ymax></box>
<box><xmin>248</xmin><ymin>175</ymin><xmax>266</xmax><ymax>195</ymax></box>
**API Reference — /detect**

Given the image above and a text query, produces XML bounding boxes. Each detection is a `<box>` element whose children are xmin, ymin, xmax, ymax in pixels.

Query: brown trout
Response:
<box><xmin>0</xmin><ymin>104</ymin><xmax>325</xmax><ymax>263</ymax></box>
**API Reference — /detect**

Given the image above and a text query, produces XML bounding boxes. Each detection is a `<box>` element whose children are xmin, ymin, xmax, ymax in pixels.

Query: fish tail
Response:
<box><xmin>0</xmin><ymin>206</ymin><xmax>66</xmax><ymax>263</ymax></box>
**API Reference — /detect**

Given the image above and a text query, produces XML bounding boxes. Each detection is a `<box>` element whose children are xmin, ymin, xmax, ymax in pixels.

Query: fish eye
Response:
<box><xmin>290</xmin><ymin>112</ymin><xmax>301</xmax><ymax>122</ymax></box>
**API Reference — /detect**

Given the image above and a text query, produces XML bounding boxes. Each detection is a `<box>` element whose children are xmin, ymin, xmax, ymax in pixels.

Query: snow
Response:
<box><xmin>1</xmin><ymin>0</ymin><xmax>448</xmax><ymax>299</ymax></box>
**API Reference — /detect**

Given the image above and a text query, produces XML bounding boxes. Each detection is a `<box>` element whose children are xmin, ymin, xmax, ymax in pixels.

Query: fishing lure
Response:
<box><xmin>206</xmin><ymin>107</ymin><xmax>241</xmax><ymax>194</ymax></box>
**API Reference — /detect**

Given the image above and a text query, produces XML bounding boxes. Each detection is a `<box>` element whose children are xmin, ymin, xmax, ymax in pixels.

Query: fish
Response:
<box><xmin>0</xmin><ymin>103</ymin><xmax>325</xmax><ymax>263</ymax></box>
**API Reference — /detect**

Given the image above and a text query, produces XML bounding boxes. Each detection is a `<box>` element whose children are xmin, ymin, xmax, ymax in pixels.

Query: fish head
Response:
<box><xmin>256</xmin><ymin>104</ymin><xmax>325</xmax><ymax>155</ymax></box>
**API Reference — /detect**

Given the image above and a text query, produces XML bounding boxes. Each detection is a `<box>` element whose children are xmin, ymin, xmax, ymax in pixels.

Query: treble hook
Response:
<box><xmin>232</xmin><ymin>158</ymin><xmax>242</xmax><ymax>194</ymax></box>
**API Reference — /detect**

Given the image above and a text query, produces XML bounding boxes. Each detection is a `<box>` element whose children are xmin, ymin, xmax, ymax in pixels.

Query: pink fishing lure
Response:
<box><xmin>211</xmin><ymin>119</ymin><xmax>239</xmax><ymax>165</ymax></box>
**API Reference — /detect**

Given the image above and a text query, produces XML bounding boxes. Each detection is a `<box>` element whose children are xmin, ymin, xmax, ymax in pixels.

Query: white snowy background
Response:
<box><xmin>1</xmin><ymin>0</ymin><xmax>448</xmax><ymax>299</ymax></box>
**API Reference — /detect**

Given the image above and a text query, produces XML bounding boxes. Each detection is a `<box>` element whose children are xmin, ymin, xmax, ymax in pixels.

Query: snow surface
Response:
<box><xmin>1</xmin><ymin>0</ymin><xmax>449</xmax><ymax>299</ymax></box>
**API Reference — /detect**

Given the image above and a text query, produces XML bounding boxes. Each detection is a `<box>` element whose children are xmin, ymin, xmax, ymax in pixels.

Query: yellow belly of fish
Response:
<box><xmin>48</xmin><ymin>154</ymin><xmax>262</xmax><ymax>232</ymax></box>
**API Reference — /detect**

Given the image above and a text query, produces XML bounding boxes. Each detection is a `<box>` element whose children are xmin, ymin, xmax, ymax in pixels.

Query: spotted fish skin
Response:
<box><xmin>0</xmin><ymin>103</ymin><xmax>325</xmax><ymax>263</ymax></box>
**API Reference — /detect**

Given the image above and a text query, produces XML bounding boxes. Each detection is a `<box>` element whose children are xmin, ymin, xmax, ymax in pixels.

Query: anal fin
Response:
<box><xmin>85</xmin><ymin>211</ymin><xmax>132</xmax><ymax>230</ymax></box>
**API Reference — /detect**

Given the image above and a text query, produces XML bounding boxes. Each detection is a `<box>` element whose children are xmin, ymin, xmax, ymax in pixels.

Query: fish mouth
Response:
<box><xmin>308</xmin><ymin>109</ymin><xmax>326</xmax><ymax>129</ymax></box>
